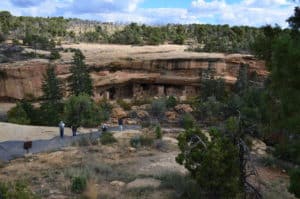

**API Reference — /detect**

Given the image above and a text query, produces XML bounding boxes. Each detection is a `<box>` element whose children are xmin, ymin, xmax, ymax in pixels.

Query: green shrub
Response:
<box><xmin>274</xmin><ymin>139</ymin><xmax>300</xmax><ymax>165</ymax></box>
<box><xmin>130</xmin><ymin>135</ymin><xmax>154</xmax><ymax>148</ymax></box>
<box><xmin>49</xmin><ymin>50</ymin><xmax>61</xmax><ymax>60</ymax></box>
<box><xmin>166</xmin><ymin>96</ymin><xmax>177</xmax><ymax>109</ymax></box>
<box><xmin>150</xmin><ymin>98</ymin><xmax>166</xmax><ymax>119</ymax></box>
<box><xmin>0</xmin><ymin>180</ymin><xmax>40</xmax><ymax>199</ymax></box>
<box><xmin>7</xmin><ymin>103</ymin><xmax>30</xmax><ymax>125</ymax></box>
<box><xmin>130</xmin><ymin>136</ymin><xmax>141</xmax><ymax>148</ymax></box>
<box><xmin>289</xmin><ymin>168</ymin><xmax>300</xmax><ymax>198</ymax></box>
<box><xmin>71</xmin><ymin>176</ymin><xmax>87</xmax><ymax>194</ymax></box>
<box><xmin>259</xmin><ymin>156</ymin><xmax>276</xmax><ymax>168</ymax></box>
<box><xmin>64</xmin><ymin>94</ymin><xmax>100</xmax><ymax>128</ymax></box>
<box><xmin>98</xmin><ymin>100</ymin><xmax>113</xmax><ymax>122</ymax></box>
<box><xmin>180</xmin><ymin>113</ymin><xmax>196</xmax><ymax>130</ymax></box>
<box><xmin>155</xmin><ymin>124</ymin><xmax>162</xmax><ymax>139</ymax></box>
<box><xmin>100</xmin><ymin>132</ymin><xmax>117</xmax><ymax>145</ymax></box>
<box><xmin>117</xmin><ymin>99</ymin><xmax>132</xmax><ymax>111</ymax></box>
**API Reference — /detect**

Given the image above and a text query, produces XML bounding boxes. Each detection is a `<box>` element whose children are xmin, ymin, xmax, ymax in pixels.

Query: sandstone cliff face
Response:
<box><xmin>0</xmin><ymin>53</ymin><xmax>266</xmax><ymax>101</ymax></box>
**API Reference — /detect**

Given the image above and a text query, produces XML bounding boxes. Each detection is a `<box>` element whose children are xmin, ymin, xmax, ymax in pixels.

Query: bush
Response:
<box><xmin>0</xmin><ymin>180</ymin><xmax>40</xmax><ymax>199</ymax></box>
<box><xmin>150</xmin><ymin>98</ymin><xmax>166</xmax><ymax>119</ymax></box>
<box><xmin>98</xmin><ymin>100</ymin><xmax>113</xmax><ymax>122</ymax></box>
<box><xmin>7</xmin><ymin>103</ymin><xmax>30</xmax><ymax>125</ymax></box>
<box><xmin>117</xmin><ymin>99</ymin><xmax>132</xmax><ymax>111</ymax></box>
<box><xmin>49</xmin><ymin>50</ymin><xmax>61</xmax><ymax>60</ymax></box>
<box><xmin>130</xmin><ymin>135</ymin><xmax>154</xmax><ymax>148</ymax></box>
<box><xmin>71</xmin><ymin>176</ymin><xmax>87</xmax><ymax>194</ymax></box>
<box><xmin>155</xmin><ymin>124</ymin><xmax>162</xmax><ymax>139</ymax></box>
<box><xmin>100</xmin><ymin>132</ymin><xmax>117</xmax><ymax>145</ymax></box>
<box><xmin>176</xmin><ymin>128</ymin><xmax>241</xmax><ymax>198</ymax></box>
<box><xmin>289</xmin><ymin>168</ymin><xmax>300</xmax><ymax>198</ymax></box>
<box><xmin>179</xmin><ymin>113</ymin><xmax>196</xmax><ymax>130</ymax></box>
<box><xmin>259</xmin><ymin>156</ymin><xmax>276</xmax><ymax>168</ymax></box>
<box><xmin>64</xmin><ymin>94</ymin><xmax>100</xmax><ymax>128</ymax></box>
<box><xmin>274</xmin><ymin>139</ymin><xmax>300</xmax><ymax>165</ymax></box>
<box><xmin>166</xmin><ymin>96</ymin><xmax>177</xmax><ymax>109</ymax></box>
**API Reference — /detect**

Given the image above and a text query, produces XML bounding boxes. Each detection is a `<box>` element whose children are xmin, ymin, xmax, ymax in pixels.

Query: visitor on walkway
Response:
<box><xmin>59</xmin><ymin>121</ymin><xmax>65</xmax><ymax>138</ymax></box>
<box><xmin>102</xmin><ymin>123</ymin><xmax>107</xmax><ymax>132</ymax></box>
<box><xmin>118</xmin><ymin>118</ymin><xmax>123</xmax><ymax>131</ymax></box>
<box><xmin>71</xmin><ymin>125</ymin><xmax>77</xmax><ymax>136</ymax></box>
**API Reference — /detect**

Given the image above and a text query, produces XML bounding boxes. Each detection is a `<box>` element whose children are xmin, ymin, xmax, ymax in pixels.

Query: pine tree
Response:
<box><xmin>235</xmin><ymin>63</ymin><xmax>249</xmax><ymax>94</ymax></box>
<box><xmin>40</xmin><ymin>65</ymin><xmax>63</xmax><ymax>125</ymax></box>
<box><xmin>42</xmin><ymin>65</ymin><xmax>62</xmax><ymax>103</ymax></box>
<box><xmin>69</xmin><ymin>50</ymin><xmax>93</xmax><ymax>96</ymax></box>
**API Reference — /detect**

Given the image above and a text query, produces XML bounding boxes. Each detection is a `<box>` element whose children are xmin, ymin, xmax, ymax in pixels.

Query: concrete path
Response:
<box><xmin>0</xmin><ymin>125</ymin><xmax>141</xmax><ymax>162</ymax></box>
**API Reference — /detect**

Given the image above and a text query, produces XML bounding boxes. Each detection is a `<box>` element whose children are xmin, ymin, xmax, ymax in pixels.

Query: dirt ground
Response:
<box><xmin>0</xmin><ymin>128</ymin><xmax>295</xmax><ymax>199</ymax></box>
<box><xmin>60</xmin><ymin>44</ymin><xmax>227</xmax><ymax>65</ymax></box>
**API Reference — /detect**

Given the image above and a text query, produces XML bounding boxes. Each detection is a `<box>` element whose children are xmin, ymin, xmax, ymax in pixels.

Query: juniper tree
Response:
<box><xmin>40</xmin><ymin>65</ymin><xmax>63</xmax><ymax>125</ymax></box>
<box><xmin>42</xmin><ymin>65</ymin><xmax>63</xmax><ymax>103</ymax></box>
<box><xmin>235</xmin><ymin>64</ymin><xmax>249</xmax><ymax>94</ymax></box>
<box><xmin>69</xmin><ymin>50</ymin><xmax>93</xmax><ymax>96</ymax></box>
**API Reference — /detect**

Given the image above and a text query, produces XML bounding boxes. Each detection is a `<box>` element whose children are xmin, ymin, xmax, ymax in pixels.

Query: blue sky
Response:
<box><xmin>0</xmin><ymin>0</ymin><xmax>298</xmax><ymax>27</ymax></box>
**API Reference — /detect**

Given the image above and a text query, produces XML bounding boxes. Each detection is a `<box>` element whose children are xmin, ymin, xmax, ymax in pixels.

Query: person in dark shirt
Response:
<box><xmin>118</xmin><ymin>118</ymin><xmax>123</xmax><ymax>131</ymax></box>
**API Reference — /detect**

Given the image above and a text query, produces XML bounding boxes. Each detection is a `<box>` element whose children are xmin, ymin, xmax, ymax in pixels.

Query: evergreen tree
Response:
<box><xmin>40</xmin><ymin>65</ymin><xmax>63</xmax><ymax>125</ymax></box>
<box><xmin>235</xmin><ymin>64</ymin><xmax>249</xmax><ymax>94</ymax></box>
<box><xmin>176</xmin><ymin>128</ymin><xmax>241</xmax><ymax>198</ymax></box>
<box><xmin>201</xmin><ymin>62</ymin><xmax>226</xmax><ymax>101</ymax></box>
<box><xmin>69</xmin><ymin>50</ymin><xmax>93</xmax><ymax>96</ymax></box>
<box><xmin>64</xmin><ymin>94</ymin><xmax>100</xmax><ymax>128</ymax></box>
<box><xmin>42</xmin><ymin>65</ymin><xmax>63</xmax><ymax>103</ymax></box>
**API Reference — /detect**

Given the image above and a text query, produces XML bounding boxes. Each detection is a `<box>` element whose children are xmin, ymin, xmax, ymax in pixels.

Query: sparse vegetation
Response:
<box><xmin>49</xmin><ymin>50</ymin><xmax>61</xmax><ymax>60</ymax></box>
<box><xmin>117</xmin><ymin>99</ymin><xmax>132</xmax><ymax>111</ymax></box>
<box><xmin>0</xmin><ymin>180</ymin><xmax>40</xmax><ymax>199</ymax></box>
<box><xmin>130</xmin><ymin>135</ymin><xmax>154</xmax><ymax>148</ymax></box>
<box><xmin>289</xmin><ymin>168</ymin><xmax>300</xmax><ymax>198</ymax></box>
<box><xmin>100</xmin><ymin>132</ymin><xmax>117</xmax><ymax>145</ymax></box>
<box><xmin>166</xmin><ymin>96</ymin><xmax>177</xmax><ymax>109</ymax></box>
<box><xmin>158</xmin><ymin>172</ymin><xmax>203</xmax><ymax>199</ymax></box>
<box><xmin>155</xmin><ymin>124</ymin><xmax>162</xmax><ymax>139</ymax></box>
<box><xmin>71</xmin><ymin>176</ymin><xmax>87</xmax><ymax>194</ymax></box>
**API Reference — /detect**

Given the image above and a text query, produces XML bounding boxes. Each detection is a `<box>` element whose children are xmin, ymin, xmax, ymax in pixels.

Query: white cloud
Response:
<box><xmin>190</xmin><ymin>0</ymin><xmax>297</xmax><ymax>27</ymax></box>
<box><xmin>0</xmin><ymin>0</ymin><xmax>298</xmax><ymax>27</ymax></box>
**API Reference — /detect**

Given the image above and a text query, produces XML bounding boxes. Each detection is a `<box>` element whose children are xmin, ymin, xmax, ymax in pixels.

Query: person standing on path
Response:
<box><xmin>118</xmin><ymin>118</ymin><xmax>123</xmax><ymax>131</ymax></box>
<box><xmin>59</xmin><ymin>121</ymin><xmax>65</xmax><ymax>138</ymax></box>
<box><xmin>71</xmin><ymin>125</ymin><xmax>77</xmax><ymax>136</ymax></box>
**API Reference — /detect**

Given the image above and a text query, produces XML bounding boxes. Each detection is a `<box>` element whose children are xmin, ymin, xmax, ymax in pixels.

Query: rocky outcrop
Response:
<box><xmin>0</xmin><ymin>52</ymin><xmax>266</xmax><ymax>101</ymax></box>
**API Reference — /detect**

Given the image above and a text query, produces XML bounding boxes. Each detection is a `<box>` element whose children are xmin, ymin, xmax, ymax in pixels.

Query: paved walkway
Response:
<box><xmin>0</xmin><ymin>125</ymin><xmax>141</xmax><ymax>162</ymax></box>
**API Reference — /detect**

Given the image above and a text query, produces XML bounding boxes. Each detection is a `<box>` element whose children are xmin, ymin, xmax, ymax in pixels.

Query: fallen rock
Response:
<box><xmin>162</xmin><ymin>128</ymin><xmax>184</xmax><ymax>134</ymax></box>
<box><xmin>175</xmin><ymin>104</ymin><xmax>193</xmax><ymax>113</ymax></box>
<box><xmin>139</xmin><ymin>104</ymin><xmax>151</xmax><ymax>110</ymax></box>
<box><xmin>131</xmin><ymin>106</ymin><xmax>139</xmax><ymax>111</ymax></box>
<box><xmin>112</xmin><ymin>107</ymin><xmax>127</xmax><ymax>118</ymax></box>
<box><xmin>125</xmin><ymin>119</ymin><xmax>138</xmax><ymax>125</ymax></box>
<box><xmin>165</xmin><ymin>111</ymin><xmax>177</xmax><ymax>120</ymax></box>
<box><xmin>128</xmin><ymin>147</ymin><xmax>137</xmax><ymax>152</ymax></box>
<box><xmin>162</xmin><ymin>136</ymin><xmax>178</xmax><ymax>145</ymax></box>
<box><xmin>110</xmin><ymin>180</ymin><xmax>126</xmax><ymax>187</ymax></box>
<box><xmin>251</xmin><ymin>138</ymin><xmax>267</xmax><ymax>155</ymax></box>
<box><xmin>127</xmin><ymin>178</ymin><xmax>161</xmax><ymax>189</ymax></box>
<box><xmin>136</xmin><ymin>110</ymin><xmax>149</xmax><ymax>119</ymax></box>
